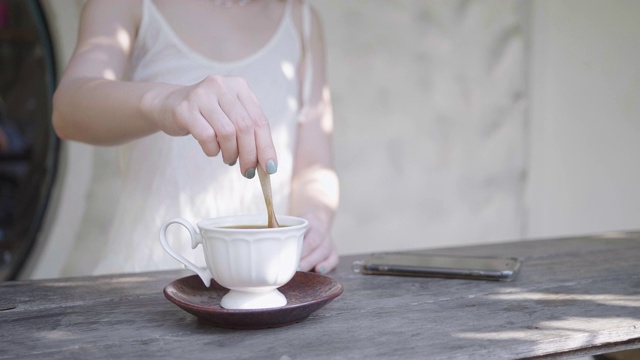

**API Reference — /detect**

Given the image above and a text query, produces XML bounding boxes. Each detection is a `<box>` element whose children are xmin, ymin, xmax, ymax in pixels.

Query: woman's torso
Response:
<box><xmin>79</xmin><ymin>0</ymin><xmax>306</xmax><ymax>275</ymax></box>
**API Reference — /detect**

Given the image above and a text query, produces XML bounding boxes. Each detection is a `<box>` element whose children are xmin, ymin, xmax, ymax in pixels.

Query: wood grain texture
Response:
<box><xmin>2</xmin><ymin>232</ymin><xmax>640</xmax><ymax>359</ymax></box>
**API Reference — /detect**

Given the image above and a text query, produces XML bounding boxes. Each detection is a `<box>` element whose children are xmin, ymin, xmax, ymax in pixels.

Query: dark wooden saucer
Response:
<box><xmin>163</xmin><ymin>271</ymin><xmax>343</xmax><ymax>329</ymax></box>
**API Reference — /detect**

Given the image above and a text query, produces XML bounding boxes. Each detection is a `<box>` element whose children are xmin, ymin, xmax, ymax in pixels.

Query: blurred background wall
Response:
<box><xmin>526</xmin><ymin>0</ymin><xmax>640</xmax><ymax>240</ymax></box>
<box><xmin>317</xmin><ymin>0</ymin><xmax>640</xmax><ymax>254</ymax></box>
<box><xmin>316</xmin><ymin>0</ymin><xmax>529</xmax><ymax>253</ymax></box>
<box><xmin>24</xmin><ymin>0</ymin><xmax>640</xmax><ymax>278</ymax></box>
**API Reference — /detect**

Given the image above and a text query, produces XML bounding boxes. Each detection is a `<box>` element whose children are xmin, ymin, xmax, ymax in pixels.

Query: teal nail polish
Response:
<box><xmin>229</xmin><ymin>159</ymin><xmax>237</xmax><ymax>166</ymax></box>
<box><xmin>245</xmin><ymin>167</ymin><xmax>256</xmax><ymax>179</ymax></box>
<box><xmin>266</xmin><ymin>160</ymin><xmax>277</xmax><ymax>174</ymax></box>
<box><xmin>318</xmin><ymin>266</ymin><xmax>327</xmax><ymax>274</ymax></box>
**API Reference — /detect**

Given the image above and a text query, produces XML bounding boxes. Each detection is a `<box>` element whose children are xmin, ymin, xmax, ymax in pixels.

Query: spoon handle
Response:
<box><xmin>257</xmin><ymin>165</ymin><xmax>279</xmax><ymax>228</ymax></box>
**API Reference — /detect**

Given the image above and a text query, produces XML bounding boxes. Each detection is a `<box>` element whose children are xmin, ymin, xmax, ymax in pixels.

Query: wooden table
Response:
<box><xmin>2</xmin><ymin>231</ymin><xmax>640</xmax><ymax>359</ymax></box>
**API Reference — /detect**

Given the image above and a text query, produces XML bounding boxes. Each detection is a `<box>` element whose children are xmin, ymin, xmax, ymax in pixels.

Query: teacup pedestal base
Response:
<box><xmin>220</xmin><ymin>289</ymin><xmax>287</xmax><ymax>310</ymax></box>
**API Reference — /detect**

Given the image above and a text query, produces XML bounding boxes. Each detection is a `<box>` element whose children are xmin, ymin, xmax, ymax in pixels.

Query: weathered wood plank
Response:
<box><xmin>1</xmin><ymin>234</ymin><xmax>639</xmax><ymax>359</ymax></box>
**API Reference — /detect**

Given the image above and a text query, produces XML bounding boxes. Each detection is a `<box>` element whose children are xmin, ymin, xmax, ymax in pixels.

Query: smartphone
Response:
<box><xmin>352</xmin><ymin>252</ymin><xmax>522</xmax><ymax>281</ymax></box>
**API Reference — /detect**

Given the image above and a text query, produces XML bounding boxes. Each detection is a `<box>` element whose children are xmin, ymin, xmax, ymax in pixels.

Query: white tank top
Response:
<box><xmin>88</xmin><ymin>0</ymin><xmax>311</xmax><ymax>274</ymax></box>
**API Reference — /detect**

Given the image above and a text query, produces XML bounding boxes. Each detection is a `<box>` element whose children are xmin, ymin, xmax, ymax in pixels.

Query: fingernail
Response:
<box><xmin>318</xmin><ymin>266</ymin><xmax>327</xmax><ymax>274</ymax></box>
<box><xmin>245</xmin><ymin>167</ymin><xmax>256</xmax><ymax>179</ymax></box>
<box><xmin>266</xmin><ymin>160</ymin><xmax>277</xmax><ymax>174</ymax></box>
<box><xmin>228</xmin><ymin>159</ymin><xmax>237</xmax><ymax>166</ymax></box>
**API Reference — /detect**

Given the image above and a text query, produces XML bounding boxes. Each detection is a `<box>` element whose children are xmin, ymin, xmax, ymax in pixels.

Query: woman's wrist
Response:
<box><xmin>138</xmin><ymin>83</ymin><xmax>180</xmax><ymax>135</ymax></box>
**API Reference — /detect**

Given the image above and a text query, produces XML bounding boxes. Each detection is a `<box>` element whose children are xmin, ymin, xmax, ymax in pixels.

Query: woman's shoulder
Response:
<box><xmin>289</xmin><ymin>0</ymin><xmax>321</xmax><ymax>34</ymax></box>
<box><xmin>84</xmin><ymin>0</ymin><xmax>144</xmax><ymax>11</ymax></box>
<box><xmin>81</xmin><ymin>0</ymin><xmax>144</xmax><ymax>28</ymax></box>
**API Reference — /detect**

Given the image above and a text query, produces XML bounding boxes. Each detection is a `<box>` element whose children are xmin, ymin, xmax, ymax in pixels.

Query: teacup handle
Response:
<box><xmin>160</xmin><ymin>217</ymin><xmax>213</xmax><ymax>287</ymax></box>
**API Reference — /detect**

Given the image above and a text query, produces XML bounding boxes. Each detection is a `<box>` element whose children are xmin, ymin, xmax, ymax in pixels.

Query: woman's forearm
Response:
<box><xmin>290</xmin><ymin>161</ymin><xmax>340</xmax><ymax>273</ymax></box>
<box><xmin>52</xmin><ymin>77</ymin><xmax>177</xmax><ymax>145</ymax></box>
<box><xmin>290</xmin><ymin>164</ymin><xmax>339</xmax><ymax>224</ymax></box>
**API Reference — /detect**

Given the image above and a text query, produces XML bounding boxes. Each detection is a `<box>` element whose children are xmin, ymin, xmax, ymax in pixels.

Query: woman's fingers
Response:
<box><xmin>189</xmin><ymin>112</ymin><xmax>221</xmax><ymax>157</ymax></box>
<box><xmin>191</xmin><ymin>76</ymin><xmax>275</xmax><ymax>178</ymax></box>
<box><xmin>298</xmin><ymin>225</ymin><xmax>337</xmax><ymax>273</ymax></box>
<box><xmin>299</xmin><ymin>235</ymin><xmax>338</xmax><ymax>273</ymax></box>
<box><xmin>236</xmin><ymin>82</ymin><xmax>277</xmax><ymax>174</ymax></box>
<box><xmin>217</xmin><ymin>89</ymin><xmax>258</xmax><ymax>177</ymax></box>
<box><xmin>201</xmin><ymin>95</ymin><xmax>238</xmax><ymax>166</ymax></box>
<box><xmin>314</xmin><ymin>249</ymin><xmax>339</xmax><ymax>274</ymax></box>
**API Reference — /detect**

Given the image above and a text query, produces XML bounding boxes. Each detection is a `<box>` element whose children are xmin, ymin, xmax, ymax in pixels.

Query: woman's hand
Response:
<box><xmin>297</xmin><ymin>211</ymin><xmax>339</xmax><ymax>274</ymax></box>
<box><xmin>143</xmin><ymin>75</ymin><xmax>277</xmax><ymax>178</ymax></box>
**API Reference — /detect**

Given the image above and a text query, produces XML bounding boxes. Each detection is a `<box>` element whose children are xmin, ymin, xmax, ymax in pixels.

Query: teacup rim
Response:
<box><xmin>196</xmin><ymin>214</ymin><xmax>308</xmax><ymax>231</ymax></box>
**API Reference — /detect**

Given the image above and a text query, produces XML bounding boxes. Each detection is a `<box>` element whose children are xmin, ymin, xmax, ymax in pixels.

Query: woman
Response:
<box><xmin>52</xmin><ymin>0</ymin><xmax>339</xmax><ymax>275</ymax></box>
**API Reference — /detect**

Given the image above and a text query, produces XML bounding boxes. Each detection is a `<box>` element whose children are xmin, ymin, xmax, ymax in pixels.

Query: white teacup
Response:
<box><xmin>160</xmin><ymin>215</ymin><xmax>307</xmax><ymax>310</ymax></box>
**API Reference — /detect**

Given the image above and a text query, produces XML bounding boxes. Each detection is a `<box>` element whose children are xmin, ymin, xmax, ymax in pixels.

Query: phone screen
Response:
<box><xmin>354</xmin><ymin>252</ymin><xmax>521</xmax><ymax>281</ymax></box>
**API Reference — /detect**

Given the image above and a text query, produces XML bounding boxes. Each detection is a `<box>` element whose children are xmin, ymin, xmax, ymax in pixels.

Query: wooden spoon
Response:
<box><xmin>257</xmin><ymin>165</ymin><xmax>279</xmax><ymax>228</ymax></box>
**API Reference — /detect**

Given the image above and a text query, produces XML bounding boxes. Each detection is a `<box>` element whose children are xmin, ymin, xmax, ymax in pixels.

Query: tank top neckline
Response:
<box><xmin>144</xmin><ymin>0</ymin><xmax>294</xmax><ymax>69</ymax></box>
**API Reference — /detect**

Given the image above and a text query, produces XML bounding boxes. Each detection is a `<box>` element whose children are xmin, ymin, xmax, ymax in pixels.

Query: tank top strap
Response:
<box><xmin>301</xmin><ymin>0</ymin><xmax>313</xmax><ymax>108</ymax></box>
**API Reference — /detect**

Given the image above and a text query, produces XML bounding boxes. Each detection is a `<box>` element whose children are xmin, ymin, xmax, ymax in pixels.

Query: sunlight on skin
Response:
<box><xmin>489</xmin><ymin>292</ymin><xmax>640</xmax><ymax>307</ymax></box>
<box><xmin>295</xmin><ymin>166</ymin><xmax>340</xmax><ymax>211</ymax></box>
<box><xmin>116</xmin><ymin>26</ymin><xmax>132</xmax><ymax>51</ymax></box>
<box><xmin>320</xmin><ymin>86</ymin><xmax>333</xmax><ymax>134</ymax></box>
<box><xmin>102</xmin><ymin>68</ymin><xmax>116</xmax><ymax>80</ymax></box>
<box><xmin>108</xmin><ymin>26</ymin><xmax>132</xmax><ymax>80</ymax></box>
<box><xmin>287</xmin><ymin>96</ymin><xmax>298</xmax><ymax>112</ymax></box>
<box><xmin>301</xmin><ymin>86</ymin><xmax>334</xmax><ymax>134</ymax></box>
<box><xmin>75</xmin><ymin>30</ymin><xmax>130</xmax><ymax>58</ymax></box>
<box><xmin>73</xmin><ymin>49</ymin><xmax>112</xmax><ymax>63</ymax></box>
<box><xmin>75</xmin><ymin>37</ymin><xmax>122</xmax><ymax>52</ymax></box>
<box><xmin>281</xmin><ymin>61</ymin><xmax>295</xmax><ymax>80</ymax></box>
<box><xmin>74</xmin><ymin>25</ymin><xmax>131</xmax><ymax>80</ymax></box>
<box><xmin>290</xmin><ymin>84</ymin><xmax>338</xmax><ymax>216</ymax></box>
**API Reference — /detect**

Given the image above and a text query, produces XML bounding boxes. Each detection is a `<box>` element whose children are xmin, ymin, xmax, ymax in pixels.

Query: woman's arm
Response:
<box><xmin>52</xmin><ymin>0</ymin><xmax>277</xmax><ymax>177</ymax></box>
<box><xmin>52</xmin><ymin>0</ymin><xmax>154</xmax><ymax>144</ymax></box>
<box><xmin>291</xmin><ymin>4</ymin><xmax>340</xmax><ymax>273</ymax></box>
